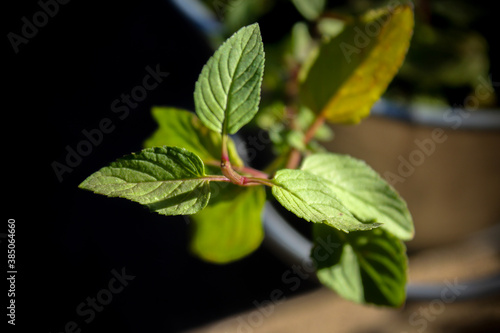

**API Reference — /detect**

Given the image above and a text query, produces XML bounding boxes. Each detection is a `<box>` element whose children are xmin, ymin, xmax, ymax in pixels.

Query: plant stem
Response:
<box><xmin>219</xmin><ymin>133</ymin><xmax>243</xmax><ymax>185</ymax></box>
<box><xmin>203</xmin><ymin>175</ymin><xmax>231</xmax><ymax>182</ymax></box>
<box><xmin>221</xmin><ymin>133</ymin><xmax>230</xmax><ymax>162</ymax></box>
<box><xmin>284</xmin><ymin>114</ymin><xmax>327</xmax><ymax>170</ymax></box>
<box><xmin>285</xmin><ymin>149</ymin><xmax>302</xmax><ymax>169</ymax></box>
<box><xmin>221</xmin><ymin>156</ymin><xmax>247</xmax><ymax>185</ymax></box>
<box><xmin>236</xmin><ymin>166</ymin><xmax>269</xmax><ymax>179</ymax></box>
<box><xmin>219</xmin><ymin>133</ymin><xmax>272</xmax><ymax>185</ymax></box>
<box><xmin>206</xmin><ymin>160</ymin><xmax>270</xmax><ymax>179</ymax></box>
<box><xmin>304</xmin><ymin>113</ymin><xmax>326</xmax><ymax>145</ymax></box>
<box><xmin>244</xmin><ymin>177</ymin><xmax>275</xmax><ymax>187</ymax></box>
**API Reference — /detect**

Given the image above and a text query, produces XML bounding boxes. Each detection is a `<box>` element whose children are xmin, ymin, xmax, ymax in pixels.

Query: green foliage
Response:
<box><xmin>272</xmin><ymin>169</ymin><xmax>380</xmax><ymax>232</ymax></box>
<box><xmin>194</xmin><ymin>23</ymin><xmax>265</xmax><ymax>135</ymax></box>
<box><xmin>299</xmin><ymin>4</ymin><xmax>414</xmax><ymax>124</ymax></box>
<box><xmin>143</xmin><ymin>107</ymin><xmax>244</xmax><ymax>168</ymax></box>
<box><xmin>312</xmin><ymin>224</ymin><xmax>407</xmax><ymax>307</ymax></box>
<box><xmin>291</xmin><ymin>0</ymin><xmax>326</xmax><ymax>21</ymax></box>
<box><xmin>79</xmin><ymin>147</ymin><xmax>212</xmax><ymax>215</ymax></box>
<box><xmin>81</xmin><ymin>3</ymin><xmax>416</xmax><ymax>307</ymax></box>
<box><xmin>190</xmin><ymin>184</ymin><xmax>266</xmax><ymax>263</ymax></box>
<box><xmin>301</xmin><ymin>153</ymin><xmax>414</xmax><ymax>240</ymax></box>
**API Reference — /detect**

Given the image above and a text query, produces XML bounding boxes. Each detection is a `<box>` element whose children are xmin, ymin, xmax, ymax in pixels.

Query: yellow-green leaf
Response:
<box><xmin>299</xmin><ymin>4</ymin><xmax>414</xmax><ymax>124</ymax></box>
<box><xmin>144</xmin><ymin>107</ymin><xmax>244</xmax><ymax>167</ymax></box>
<box><xmin>190</xmin><ymin>184</ymin><xmax>266</xmax><ymax>264</ymax></box>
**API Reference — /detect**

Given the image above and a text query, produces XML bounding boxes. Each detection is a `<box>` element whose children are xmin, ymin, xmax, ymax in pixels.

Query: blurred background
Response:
<box><xmin>5</xmin><ymin>0</ymin><xmax>500</xmax><ymax>332</ymax></box>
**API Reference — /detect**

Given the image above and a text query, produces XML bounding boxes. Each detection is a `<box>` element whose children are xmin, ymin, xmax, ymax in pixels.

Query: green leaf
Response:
<box><xmin>317</xmin><ymin>17</ymin><xmax>346</xmax><ymax>40</ymax></box>
<box><xmin>79</xmin><ymin>147</ymin><xmax>212</xmax><ymax>216</ymax></box>
<box><xmin>299</xmin><ymin>4</ymin><xmax>414</xmax><ymax>123</ymax></box>
<box><xmin>143</xmin><ymin>107</ymin><xmax>244</xmax><ymax>167</ymax></box>
<box><xmin>190</xmin><ymin>184</ymin><xmax>266</xmax><ymax>264</ymax></box>
<box><xmin>312</xmin><ymin>224</ymin><xmax>408</xmax><ymax>307</ymax></box>
<box><xmin>194</xmin><ymin>23</ymin><xmax>265</xmax><ymax>135</ymax></box>
<box><xmin>271</xmin><ymin>169</ymin><xmax>380</xmax><ymax>232</ymax></box>
<box><xmin>301</xmin><ymin>153</ymin><xmax>414</xmax><ymax>240</ymax></box>
<box><xmin>288</xmin><ymin>22</ymin><xmax>315</xmax><ymax>64</ymax></box>
<box><xmin>291</xmin><ymin>0</ymin><xmax>325</xmax><ymax>21</ymax></box>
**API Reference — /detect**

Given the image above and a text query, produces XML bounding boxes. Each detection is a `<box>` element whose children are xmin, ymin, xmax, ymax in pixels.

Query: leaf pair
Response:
<box><xmin>144</xmin><ymin>107</ymin><xmax>267</xmax><ymax>264</ymax></box>
<box><xmin>271</xmin><ymin>152</ymin><xmax>414</xmax><ymax>240</ymax></box>
<box><xmin>81</xmin><ymin>23</ymin><xmax>267</xmax><ymax>264</ymax></box>
<box><xmin>269</xmin><ymin>151</ymin><xmax>413</xmax><ymax>307</ymax></box>
<box><xmin>81</xmin><ymin>107</ymin><xmax>266</xmax><ymax>264</ymax></box>
<box><xmin>299</xmin><ymin>153</ymin><xmax>413</xmax><ymax>307</ymax></box>
<box><xmin>285</xmin><ymin>3</ymin><xmax>416</xmax><ymax>307</ymax></box>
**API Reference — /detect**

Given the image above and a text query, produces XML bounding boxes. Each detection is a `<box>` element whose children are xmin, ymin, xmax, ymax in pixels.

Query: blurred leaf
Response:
<box><xmin>288</xmin><ymin>22</ymin><xmax>316</xmax><ymax>64</ymax></box>
<box><xmin>194</xmin><ymin>23</ymin><xmax>265</xmax><ymax>135</ymax></box>
<box><xmin>295</xmin><ymin>106</ymin><xmax>333</xmax><ymax>141</ymax></box>
<box><xmin>285</xmin><ymin>130</ymin><xmax>306</xmax><ymax>151</ymax></box>
<box><xmin>144</xmin><ymin>107</ymin><xmax>244</xmax><ymax>167</ymax></box>
<box><xmin>291</xmin><ymin>0</ymin><xmax>326</xmax><ymax>20</ymax></box>
<box><xmin>272</xmin><ymin>169</ymin><xmax>381</xmax><ymax>232</ymax></box>
<box><xmin>312</xmin><ymin>224</ymin><xmax>407</xmax><ymax>307</ymax></box>
<box><xmin>263</xmin><ymin>104</ymin><xmax>333</xmax><ymax>154</ymax></box>
<box><xmin>395</xmin><ymin>25</ymin><xmax>491</xmax><ymax>101</ymax></box>
<box><xmin>255</xmin><ymin>101</ymin><xmax>286</xmax><ymax>130</ymax></box>
<box><xmin>301</xmin><ymin>153</ymin><xmax>414</xmax><ymax>240</ymax></box>
<box><xmin>190</xmin><ymin>184</ymin><xmax>265</xmax><ymax>263</ymax></box>
<box><xmin>317</xmin><ymin>17</ymin><xmax>346</xmax><ymax>40</ymax></box>
<box><xmin>300</xmin><ymin>4</ymin><xmax>414</xmax><ymax>124</ymax></box>
<box><xmin>79</xmin><ymin>147</ymin><xmax>211</xmax><ymax>216</ymax></box>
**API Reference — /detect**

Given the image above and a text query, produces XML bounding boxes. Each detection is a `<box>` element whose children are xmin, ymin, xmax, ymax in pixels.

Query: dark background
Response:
<box><xmin>4</xmin><ymin>1</ymin><xmax>314</xmax><ymax>332</ymax></box>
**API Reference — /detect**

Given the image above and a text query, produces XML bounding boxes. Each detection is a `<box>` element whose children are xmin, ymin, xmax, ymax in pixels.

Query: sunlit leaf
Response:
<box><xmin>302</xmin><ymin>153</ymin><xmax>414</xmax><ymax>240</ymax></box>
<box><xmin>144</xmin><ymin>107</ymin><xmax>243</xmax><ymax>167</ymax></box>
<box><xmin>272</xmin><ymin>169</ymin><xmax>380</xmax><ymax>232</ymax></box>
<box><xmin>194</xmin><ymin>23</ymin><xmax>265</xmax><ymax>135</ymax></box>
<box><xmin>190</xmin><ymin>184</ymin><xmax>265</xmax><ymax>263</ymax></box>
<box><xmin>300</xmin><ymin>4</ymin><xmax>414</xmax><ymax>124</ymax></box>
<box><xmin>79</xmin><ymin>147</ymin><xmax>211</xmax><ymax>215</ymax></box>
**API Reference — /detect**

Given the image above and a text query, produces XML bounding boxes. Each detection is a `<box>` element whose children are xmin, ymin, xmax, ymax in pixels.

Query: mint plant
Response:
<box><xmin>80</xmin><ymin>3</ymin><xmax>415</xmax><ymax>307</ymax></box>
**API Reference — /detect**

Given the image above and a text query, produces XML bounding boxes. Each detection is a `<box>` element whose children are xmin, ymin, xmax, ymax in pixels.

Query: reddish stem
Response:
<box><xmin>285</xmin><ymin>114</ymin><xmax>327</xmax><ymax>170</ymax></box>
<box><xmin>285</xmin><ymin>149</ymin><xmax>302</xmax><ymax>170</ymax></box>
<box><xmin>221</xmin><ymin>155</ymin><xmax>247</xmax><ymax>186</ymax></box>
<box><xmin>236</xmin><ymin>166</ymin><xmax>269</xmax><ymax>179</ymax></box>
<box><xmin>304</xmin><ymin>114</ymin><xmax>326</xmax><ymax>145</ymax></box>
